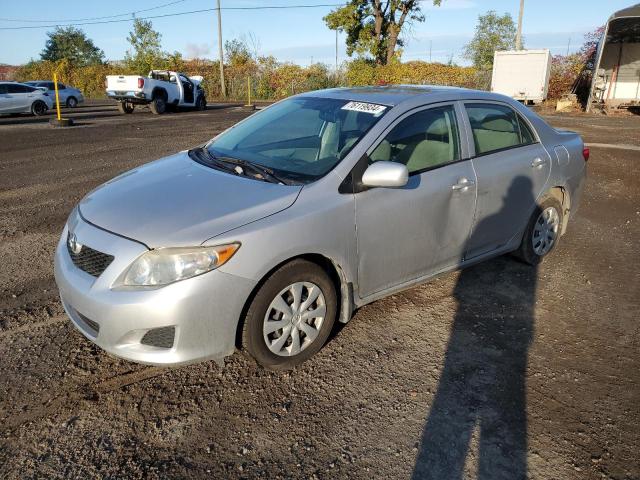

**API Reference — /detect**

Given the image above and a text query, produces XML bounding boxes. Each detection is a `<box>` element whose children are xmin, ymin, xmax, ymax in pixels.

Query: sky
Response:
<box><xmin>0</xmin><ymin>0</ymin><xmax>634</xmax><ymax>66</ymax></box>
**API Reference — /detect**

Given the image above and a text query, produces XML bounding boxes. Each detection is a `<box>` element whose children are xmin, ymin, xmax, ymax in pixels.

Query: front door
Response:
<box><xmin>354</xmin><ymin>103</ymin><xmax>477</xmax><ymax>299</ymax></box>
<box><xmin>462</xmin><ymin>102</ymin><xmax>551</xmax><ymax>259</ymax></box>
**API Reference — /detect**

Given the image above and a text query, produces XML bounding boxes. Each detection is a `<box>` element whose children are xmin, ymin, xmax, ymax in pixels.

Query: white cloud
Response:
<box><xmin>185</xmin><ymin>43</ymin><xmax>211</xmax><ymax>59</ymax></box>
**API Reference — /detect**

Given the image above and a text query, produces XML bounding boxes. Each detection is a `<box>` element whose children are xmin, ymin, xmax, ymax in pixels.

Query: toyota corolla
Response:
<box><xmin>54</xmin><ymin>86</ymin><xmax>587</xmax><ymax>370</ymax></box>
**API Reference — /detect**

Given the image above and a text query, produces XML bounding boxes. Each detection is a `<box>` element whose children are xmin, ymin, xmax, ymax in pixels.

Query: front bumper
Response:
<box><xmin>53</xmin><ymin>213</ymin><xmax>256</xmax><ymax>366</ymax></box>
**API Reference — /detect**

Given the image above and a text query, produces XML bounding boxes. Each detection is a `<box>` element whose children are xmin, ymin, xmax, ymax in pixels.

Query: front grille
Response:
<box><xmin>141</xmin><ymin>326</ymin><xmax>175</xmax><ymax>349</ymax></box>
<box><xmin>67</xmin><ymin>234</ymin><xmax>114</xmax><ymax>277</ymax></box>
<box><xmin>77</xmin><ymin>312</ymin><xmax>100</xmax><ymax>335</ymax></box>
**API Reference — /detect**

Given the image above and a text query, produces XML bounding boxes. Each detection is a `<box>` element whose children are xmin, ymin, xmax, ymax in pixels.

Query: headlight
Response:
<box><xmin>122</xmin><ymin>243</ymin><xmax>240</xmax><ymax>287</ymax></box>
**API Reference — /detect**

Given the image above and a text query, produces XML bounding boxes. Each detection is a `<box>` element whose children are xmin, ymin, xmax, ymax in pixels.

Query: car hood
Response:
<box><xmin>79</xmin><ymin>152</ymin><xmax>302</xmax><ymax>248</ymax></box>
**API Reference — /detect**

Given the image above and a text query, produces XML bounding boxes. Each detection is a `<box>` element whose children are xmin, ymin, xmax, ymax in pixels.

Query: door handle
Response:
<box><xmin>531</xmin><ymin>157</ymin><xmax>547</xmax><ymax>168</ymax></box>
<box><xmin>451</xmin><ymin>177</ymin><xmax>475</xmax><ymax>192</ymax></box>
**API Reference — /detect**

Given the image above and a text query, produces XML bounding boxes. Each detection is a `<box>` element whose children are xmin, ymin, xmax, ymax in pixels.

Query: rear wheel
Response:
<box><xmin>242</xmin><ymin>259</ymin><xmax>337</xmax><ymax>370</ymax></box>
<box><xmin>31</xmin><ymin>100</ymin><xmax>48</xmax><ymax>116</ymax></box>
<box><xmin>117</xmin><ymin>101</ymin><xmax>135</xmax><ymax>114</ymax></box>
<box><xmin>66</xmin><ymin>96</ymin><xmax>78</xmax><ymax>108</ymax></box>
<box><xmin>516</xmin><ymin>196</ymin><xmax>563</xmax><ymax>265</ymax></box>
<box><xmin>149</xmin><ymin>96</ymin><xmax>166</xmax><ymax>115</ymax></box>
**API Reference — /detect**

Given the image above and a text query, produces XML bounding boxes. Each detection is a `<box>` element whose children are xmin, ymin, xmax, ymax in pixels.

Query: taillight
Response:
<box><xmin>582</xmin><ymin>147</ymin><xmax>590</xmax><ymax>162</ymax></box>
<box><xmin>104</xmin><ymin>79</ymin><xmax>108</xmax><ymax>88</ymax></box>
<box><xmin>138</xmin><ymin>78</ymin><xmax>145</xmax><ymax>89</ymax></box>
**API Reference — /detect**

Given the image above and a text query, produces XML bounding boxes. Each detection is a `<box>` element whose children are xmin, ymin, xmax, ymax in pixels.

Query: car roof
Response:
<box><xmin>298</xmin><ymin>85</ymin><xmax>514</xmax><ymax>107</ymax></box>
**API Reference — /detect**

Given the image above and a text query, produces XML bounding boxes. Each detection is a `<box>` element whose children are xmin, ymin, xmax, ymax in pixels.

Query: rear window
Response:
<box><xmin>465</xmin><ymin>103</ymin><xmax>535</xmax><ymax>155</ymax></box>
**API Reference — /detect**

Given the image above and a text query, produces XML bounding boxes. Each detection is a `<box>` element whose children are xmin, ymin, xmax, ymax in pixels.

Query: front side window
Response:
<box><xmin>465</xmin><ymin>103</ymin><xmax>535</xmax><ymax>155</ymax></box>
<box><xmin>369</xmin><ymin>105</ymin><xmax>460</xmax><ymax>174</ymax></box>
<box><xmin>207</xmin><ymin>97</ymin><xmax>387</xmax><ymax>183</ymax></box>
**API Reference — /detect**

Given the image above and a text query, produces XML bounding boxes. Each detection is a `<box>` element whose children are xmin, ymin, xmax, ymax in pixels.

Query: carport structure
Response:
<box><xmin>587</xmin><ymin>3</ymin><xmax>640</xmax><ymax>112</ymax></box>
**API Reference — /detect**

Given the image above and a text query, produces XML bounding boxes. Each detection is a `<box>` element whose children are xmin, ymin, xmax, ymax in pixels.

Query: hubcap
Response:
<box><xmin>532</xmin><ymin>206</ymin><xmax>559</xmax><ymax>256</ymax></box>
<box><xmin>263</xmin><ymin>281</ymin><xmax>326</xmax><ymax>357</ymax></box>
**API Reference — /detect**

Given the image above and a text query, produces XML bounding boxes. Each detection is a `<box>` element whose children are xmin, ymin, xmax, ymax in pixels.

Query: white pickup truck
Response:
<box><xmin>105</xmin><ymin>70</ymin><xmax>207</xmax><ymax>114</ymax></box>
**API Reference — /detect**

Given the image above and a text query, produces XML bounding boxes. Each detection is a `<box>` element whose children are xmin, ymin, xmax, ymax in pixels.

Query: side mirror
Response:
<box><xmin>361</xmin><ymin>161</ymin><xmax>408</xmax><ymax>188</ymax></box>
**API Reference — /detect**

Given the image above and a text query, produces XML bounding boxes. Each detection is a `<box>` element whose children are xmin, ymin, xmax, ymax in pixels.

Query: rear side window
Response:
<box><xmin>465</xmin><ymin>103</ymin><xmax>534</xmax><ymax>155</ymax></box>
<box><xmin>0</xmin><ymin>84</ymin><xmax>7</xmax><ymax>94</ymax></box>
<box><xmin>369</xmin><ymin>105</ymin><xmax>460</xmax><ymax>174</ymax></box>
<box><xmin>6</xmin><ymin>84</ymin><xmax>29</xmax><ymax>93</ymax></box>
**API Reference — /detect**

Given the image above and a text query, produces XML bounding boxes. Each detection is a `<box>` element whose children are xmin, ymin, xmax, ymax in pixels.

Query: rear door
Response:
<box><xmin>462</xmin><ymin>102</ymin><xmax>551</xmax><ymax>259</ymax></box>
<box><xmin>6</xmin><ymin>84</ymin><xmax>31</xmax><ymax>111</ymax></box>
<box><xmin>354</xmin><ymin>102</ymin><xmax>477</xmax><ymax>298</ymax></box>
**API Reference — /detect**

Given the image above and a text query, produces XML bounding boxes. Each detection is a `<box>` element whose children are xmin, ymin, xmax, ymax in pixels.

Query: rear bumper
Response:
<box><xmin>106</xmin><ymin>91</ymin><xmax>148</xmax><ymax>104</ymax></box>
<box><xmin>53</xmin><ymin>212</ymin><xmax>257</xmax><ymax>366</ymax></box>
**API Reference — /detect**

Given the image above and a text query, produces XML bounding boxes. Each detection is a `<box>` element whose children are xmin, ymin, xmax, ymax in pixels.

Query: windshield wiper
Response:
<box><xmin>188</xmin><ymin>147</ymin><xmax>238</xmax><ymax>175</ymax></box>
<box><xmin>215</xmin><ymin>155</ymin><xmax>294</xmax><ymax>185</ymax></box>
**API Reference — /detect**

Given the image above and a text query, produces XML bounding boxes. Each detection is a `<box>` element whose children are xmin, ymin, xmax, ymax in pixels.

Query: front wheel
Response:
<box><xmin>516</xmin><ymin>196</ymin><xmax>563</xmax><ymax>265</ymax></box>
<box><xmin>31</xmin><ymin>100</ymin><xmax>48</xmax><ymax>116</ymax></box>
<box><xmin>66</xmin><ymin>96</ymin><xmax>78</xmax><ymax>108</ymax></box>
<box><xmin>196</xmin><ymin>95</ymin><xmax>207</xmax><ymax>111</ymax></box>
<box><xmin>117</xmin><ymin>101</ymin><xmax>135</xmax><ymax>114</ymax></box>
<box><xmin>242</xmin><ymin>259</ymin><xmax>337</xmax><ymax>370</ymax></box>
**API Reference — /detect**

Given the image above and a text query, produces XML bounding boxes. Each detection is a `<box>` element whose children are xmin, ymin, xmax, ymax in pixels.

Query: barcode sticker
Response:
<box><xmin>341</xmin><ymin>101</ymin><xmax>387</xmax><ymax>116</ymax></box>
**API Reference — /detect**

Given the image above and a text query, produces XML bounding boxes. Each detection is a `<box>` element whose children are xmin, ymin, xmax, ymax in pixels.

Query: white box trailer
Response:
<box><xmin>491</xmin><ymin>49</ymin><xmax>552</xmax><ymax>104</ymax></box>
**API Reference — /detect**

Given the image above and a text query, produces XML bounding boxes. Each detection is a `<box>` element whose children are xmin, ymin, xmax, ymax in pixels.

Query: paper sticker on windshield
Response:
<box><xmin>341</xmin><ymin>101</ymin><xmax>387</xmax><ymax>116</ymax></box>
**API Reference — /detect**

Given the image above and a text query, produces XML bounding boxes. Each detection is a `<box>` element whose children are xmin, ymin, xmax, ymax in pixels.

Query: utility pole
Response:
<box><xmin>566</xmin><ymin>37</ymin><xmax>571</xmax><ymax>56</ymax></box>
<box><xmin>335</xmin><ymin>29</ymin><xmax>338</xmax><ymax>72</ymax></box>
<box><xmin>516</xmin><ymin>0</ymin><xmax>524</xmax><ymax>50</ymax></box>
<box><xmin>429</xmin><ymin>40</ymin><xmax>432</xmax><ymax>62</ymax></box>
<box><xmin>216</xmin><ymin>0</ymin><xmax>226</xmax><ymax>99</ymax></box>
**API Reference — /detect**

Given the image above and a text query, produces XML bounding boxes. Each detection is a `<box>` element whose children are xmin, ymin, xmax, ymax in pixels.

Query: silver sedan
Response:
<box><xmin>54</xmin><ymin>86</ymin><xmax>587</xmax><ymax>370</ymax></box>
<box><xmin>25</xmin><ymin>80</ymin><xmax>84</xmax><ymax>107</ymax></box>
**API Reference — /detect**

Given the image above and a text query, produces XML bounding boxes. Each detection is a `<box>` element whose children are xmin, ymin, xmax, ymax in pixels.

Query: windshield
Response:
<box><xmin>206</xmin><ymin>97</ymin><xmax>387</xmax><ymax>183</ymax></box>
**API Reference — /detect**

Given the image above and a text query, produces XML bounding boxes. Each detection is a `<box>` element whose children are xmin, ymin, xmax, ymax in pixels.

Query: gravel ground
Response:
<box><xmin>0</xmin><ymin>103</ymin><xmax>638</xmax><ymax>479</ymax></box>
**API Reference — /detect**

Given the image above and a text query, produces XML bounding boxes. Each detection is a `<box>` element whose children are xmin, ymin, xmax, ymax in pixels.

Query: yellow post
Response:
<box><xmin>247</xmin><ymin>76</ymin><xmax>251</xmax><ymax>106</ymax></box>
<box><xmin>53</xmin><ymin>72</ymin><xmax>62</xmax><ymax>120</ymax></box>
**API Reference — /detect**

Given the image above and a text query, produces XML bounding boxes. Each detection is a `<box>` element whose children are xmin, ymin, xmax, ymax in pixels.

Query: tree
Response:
<box><xmin>463</xmin><ymin>11</ymin><xmax>517</xmax><ymax>69</ymax></box>
<box><xmin>324</xmin><ymin>0</ymin><xmax>443</xmax><ymax>66</ymax></box>
<box><xmin>225</xmin><ymin>38</ymin><xmax>253</xmax><ymax>67</ymax></box>
<box><xmin>124</xmin><ymin>19</ymin><xmax>165</xmax><ymax>74</ymax></box>
<box><xmin>41</xmin><ymin>27</ymin><xmax>104</xmax><ymax>66</ymax></box>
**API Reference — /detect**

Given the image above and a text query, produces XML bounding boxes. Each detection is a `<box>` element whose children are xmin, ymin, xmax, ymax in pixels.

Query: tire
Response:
<box><xmin>149</xmin><ymin>95</ymin><xmax>166</xmax><ymax>115</ymax></box>
<box><xmin>242</xmin><ymin>259</ymin><xmax>337</xmax><ymax>370</ymax></box>
<box><xmin>516</xmin><ymin>196</ymin><xmax>563</xmax><ymax>265</ymax></box>
<box><xmin>31</xmin><ymin>100</ymin><xmax>48</xmax><ymax>116</ymax></box>
<box><xmin>66</xmin><ymin>96</ymin><xmax>78</xmax><ymax>108</ymax></box>
<box><xmin>117</xmin><ymin>101</ymin><xmax>135</xmax><ymax>114</ymax></box>
<box><xmin>196</xmin><ymin>95</ymin><xmax>207</xmax><ymax>111</ymax></box>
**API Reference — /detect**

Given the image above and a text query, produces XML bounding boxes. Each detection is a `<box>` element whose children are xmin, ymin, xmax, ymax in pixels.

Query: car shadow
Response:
<box><xmin>412</xmin><ymin>176</ymin><xmax>537</xmax><ymax>480</ymax></box>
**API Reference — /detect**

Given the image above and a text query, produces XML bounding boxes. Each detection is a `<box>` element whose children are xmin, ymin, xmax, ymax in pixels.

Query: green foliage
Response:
<box><xmin>225</xmin><ymin>39</ymin><xmax>253</xmax><ymax>67</ymax></box>
<box><xmin>464</xmin><ymin>10</ymin><xmax>517</xmax><ymax>69</ymax></box>
<box><xmin>324</xmin><ymin>0</ymin><xmax>442</xmax><ymax>65</ymax></box>
<box><xmin>124</xmin><ymin>19</ymin><xmax>165</xmax><ymax>74</ymax></box>
<box><xmin>345</xmin><ymin>59</ymin><xmax>480</xmax><ymax>88</ymax></box>
<box><xmin>40</xmin><ymin>27</ymin><xmax>104</xmax><ymax>66</ymax></box>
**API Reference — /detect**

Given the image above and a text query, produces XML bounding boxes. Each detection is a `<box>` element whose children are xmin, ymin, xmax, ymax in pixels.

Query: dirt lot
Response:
<box><xmin>0</xmin><ymin>103</ymin><xmax>638</xmax><ymax>479</ymax></box>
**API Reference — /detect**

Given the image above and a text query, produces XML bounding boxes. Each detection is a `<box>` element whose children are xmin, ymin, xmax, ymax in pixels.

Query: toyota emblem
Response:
<box><xmin>67</xmin><ymin>232</ymin><xmax>83</xmax><ymax>254</ymax></box>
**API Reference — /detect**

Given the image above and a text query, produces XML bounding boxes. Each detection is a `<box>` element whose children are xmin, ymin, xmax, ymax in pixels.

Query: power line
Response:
<box><xmin>0</xmin><ymin>0</ymin><xmax>191</xmax><ymax>23</ymax></box>
<box><xmin>0</xmin><ymin>3</ymin><xmax>346</xmax><ymax>30</ymax></box>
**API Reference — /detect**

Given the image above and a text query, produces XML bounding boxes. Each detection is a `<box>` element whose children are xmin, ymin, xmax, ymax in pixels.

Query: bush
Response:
<box><xmin>345</xmin><ymin>59</ymin><xmax>481</xmax><ymax>89</ymax></box>
<box><xmin>13</xmin><ymin>56</ymin><xmax>485</xmax><ymax>101</ymax></box>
